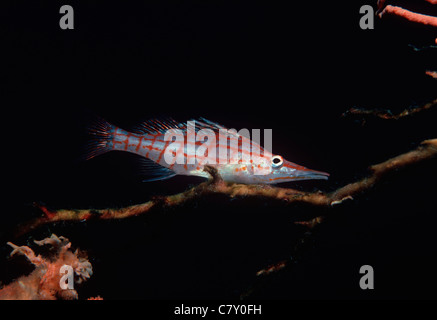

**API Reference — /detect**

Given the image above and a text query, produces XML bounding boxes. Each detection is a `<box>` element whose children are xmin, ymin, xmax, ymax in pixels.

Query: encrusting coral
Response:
<box><xmin>0</xmin><ymin>234</ymin><xmax>94</xmax><ymax>300</ymax></box>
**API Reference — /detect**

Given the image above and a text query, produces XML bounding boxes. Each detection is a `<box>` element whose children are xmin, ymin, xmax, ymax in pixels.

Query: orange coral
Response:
<box><xmin>0</xmin><ymin>234</ymin><xmax>93</xmax><ymax>300</ymax></box>
<box><xmin>378</xmin><ymin>5</ymin><xmax>437</xmax><ymax>27</ymax></box>
<box><xmin>377</xmin><ymin>0</ymin><xmax>437</xmax><ymax>44</ymax></box>
<box><xmin>426</xmin><ymin>70</ymin><xmax>437</xmax><ymax>79</ymax></box>
<box><xmin>256</xmin><ymin>261</ymin><xmax>287</xmax><ymax>276</ymax></box>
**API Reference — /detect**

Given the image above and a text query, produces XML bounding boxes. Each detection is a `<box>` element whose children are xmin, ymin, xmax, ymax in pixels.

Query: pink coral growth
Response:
<box><xmin>378</xmin><ymin>5</ymin><xmax>437</xmax><ymax>27</ymax></box>
<box><xmin>377</xmin><ymin>0</ymin><xmax>437</xmax><ymax>32</ymax></box>
<box><xmin>426</xmin><ymin>70</ymin><xmax>437</xmax><ymax>79</ymax></box>
<box><xmin>0</xmin><ymin>234</ymin><xmax>93</xmax><ymax>300</ymax></box>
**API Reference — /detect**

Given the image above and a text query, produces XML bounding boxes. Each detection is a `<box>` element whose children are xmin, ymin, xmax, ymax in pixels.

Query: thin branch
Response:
<box><xmin>342</xmin><ymin>98</ymin><xmax>437</xmax><ymax>120</ymax></box>
<box><xmin>253</xmin><ymin>216</ymin><xmax>324</xmax><ymax>278</ymax></box>
<box><xmin>377</xmin><ymin>0</ymin><xmax>437</xmax><ymax>43</ymax></box>
<box><xmin>378</xmin><ymin>5</ymin><xmax>437</xmax><ymax>27</ymax></box>
<box><xmin>240</xmin><ymin>226</ymin><xmax>318</xmax><ymax>300</ymax></box>
<box><xmin>426</xmin><ymin>70</ymin><xmax>437</xmax><ymax>79</ymax></box>
<box><xmin>14</xmin><ymin>139</ymin><xmax>437</xmax><ymax>238</ymax></box>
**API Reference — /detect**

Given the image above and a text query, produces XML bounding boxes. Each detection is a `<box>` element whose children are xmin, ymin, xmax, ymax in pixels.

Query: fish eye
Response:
<box><xmin>271</xmin><ymin>155</ymin><xmax>283</xmax><ymax>168</ymax></box>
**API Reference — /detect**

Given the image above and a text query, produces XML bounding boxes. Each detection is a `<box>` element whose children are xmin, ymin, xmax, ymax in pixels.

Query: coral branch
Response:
<box><xmin>256</xmin><ymin>261</ymin><xmax>287</xmax><ymax>276</ymax></box>
<box><xmin>426</xmin><ymin>70</ymin><xmax>437</xmax><ymax>79</ymax></box>
<box><xmin>14</xmin><ymin>139</ymin><xmax>437</xmax><ymax>237</ymax></box>
<box><xmin>342</xmin><ymin>98</ymin><xmax>437</xmax><ymax>120</ymax></box>
<box><xmin>377</xmin><ymin>0</ymin><xmax>437</xmax><ymax>43</ymax></box>
<box><xmin>241</xmin><ymin>227</ymin><xmax>317</xmax><ymax>299</ymax></box>
<box><xmin>379</xmin><ymin>5</ymin><xmax>437</xmax><ymax>27</ymax></box>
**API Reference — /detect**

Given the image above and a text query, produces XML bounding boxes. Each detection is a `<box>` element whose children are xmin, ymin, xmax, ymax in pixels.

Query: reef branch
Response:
<box><xmin>426</xmin><ymin>70</ymin><xmax>437</xmax><ymax>79</ymax></box>
<box><xmin>342</xmin><ymin>98</ymin><xmax>437</xmax><ymax>120</ymax></box>
<box><xmin>14</xmin><ymin>139</ymin><xmax>437</xmax><ymax>237</ymax></box>
<box><xmin>378</xmin><ymin>5</ymin><xmax>437</xmax><ymax>27</ymax></box>
<box><xmin>241</xmin><ymin>226</ymin><xmax>317</xmax><ymax>299</ymax></box>
<box><xmin>377</xmin><ymin>0</ymin><xmax>437</xmax><ymax>43</ymax></box>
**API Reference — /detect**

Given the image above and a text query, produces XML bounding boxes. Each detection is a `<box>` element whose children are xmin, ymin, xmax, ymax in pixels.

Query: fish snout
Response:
<box><xmin>283</xmin><ymin>160</ymin><xmax>329</xmax><ymax>181</ymax></box>
<box><xmin>294</xmin><ymin>168</ymin><xmax>330</xmax><ymax>180</ymax></box>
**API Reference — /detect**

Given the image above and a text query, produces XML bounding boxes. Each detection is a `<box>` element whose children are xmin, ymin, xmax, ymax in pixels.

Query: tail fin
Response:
<box><xmin>84</xmin><ymin>117</ymin><xmax>116</xmax><ymax>160</ymax></box>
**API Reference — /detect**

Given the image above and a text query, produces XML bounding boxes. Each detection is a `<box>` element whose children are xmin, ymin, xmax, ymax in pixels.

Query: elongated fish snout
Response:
<box><xmin>266</xmin><ymin>160</ymin><xmax>329</xmax><ymax>183</ymax></box>
<box><xmin>295</xmin><ymin>168</ymin><xmax>329</xmax><ymax>180</ymax></box>
<box><xmin>281</xmin><ymin>159</ymin><xmax>329</xmax><ymax>182</ymax></box>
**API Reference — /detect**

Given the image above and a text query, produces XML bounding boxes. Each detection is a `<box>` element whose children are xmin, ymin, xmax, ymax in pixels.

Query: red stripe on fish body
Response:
<box><xmin>87</xmin><ymin>117</ymin><xmax>329</xmax><ymax>184</ymax></box>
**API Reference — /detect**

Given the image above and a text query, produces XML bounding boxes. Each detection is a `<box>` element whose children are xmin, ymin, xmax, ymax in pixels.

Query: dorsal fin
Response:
<box><xmin>192</xmin><ymin>118</ymin><xmax>249</xmax><ymax>142</ymax></box>
<box><xmin>132</xmin><ymin>118</ymin><xmax>186</xmax><ymax>135</ymax></box>
<box><xmin>188</xmin><ymin>117</ymin><xmax>227</xmax><ymax>133</ymax></box>
<box><xmin>132</xmin><ymin>118</ymin><xmax>244</xmax><ymax>141</ymax></box>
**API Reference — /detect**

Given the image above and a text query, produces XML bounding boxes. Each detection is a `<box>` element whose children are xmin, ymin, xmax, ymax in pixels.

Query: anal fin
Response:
<box><xmin>139</xmin><ymin>157</ymin><xmax>176</xmax><ymax>182</ymax></box>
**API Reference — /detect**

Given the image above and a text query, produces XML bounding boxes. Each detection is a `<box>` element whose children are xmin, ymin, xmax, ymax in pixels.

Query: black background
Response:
<box><xmin>1</xmin><ymin>0</ymin><xmax>437</xmax><ymax>301</ymax></box>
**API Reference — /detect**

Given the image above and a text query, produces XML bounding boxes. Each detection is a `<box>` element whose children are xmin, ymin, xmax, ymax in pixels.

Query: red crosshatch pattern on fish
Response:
<box><xmin>86</xmin><ymin>117</ymin><xmax>329</xmax><ymax>184</ymax></box>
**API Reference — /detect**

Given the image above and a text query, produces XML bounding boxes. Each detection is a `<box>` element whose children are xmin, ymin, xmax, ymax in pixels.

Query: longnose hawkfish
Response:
<box><xmin>86</xmin><ymin>117</ymin><xmax>329</xmax><ymax>184</ymax></box>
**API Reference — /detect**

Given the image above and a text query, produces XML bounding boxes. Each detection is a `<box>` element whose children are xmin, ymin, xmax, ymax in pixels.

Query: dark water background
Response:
<box><xmin>1</xmin><ymin>1</ymin><xmax>437</xmax><ymax>300</ymax></box>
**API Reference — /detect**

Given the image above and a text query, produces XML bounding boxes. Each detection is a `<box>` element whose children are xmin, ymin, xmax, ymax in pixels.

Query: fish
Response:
<box><xmin>85</xmin><ymin>117</ymin><xmax>329</xmax><ymax>184</ymax></box>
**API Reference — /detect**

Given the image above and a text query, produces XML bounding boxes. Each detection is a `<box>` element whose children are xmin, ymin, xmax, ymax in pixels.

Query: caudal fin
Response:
<box><xmin>84</xmin><ymin>117</ymin><xmax>116</xmax><ymax>160</ymax></box>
